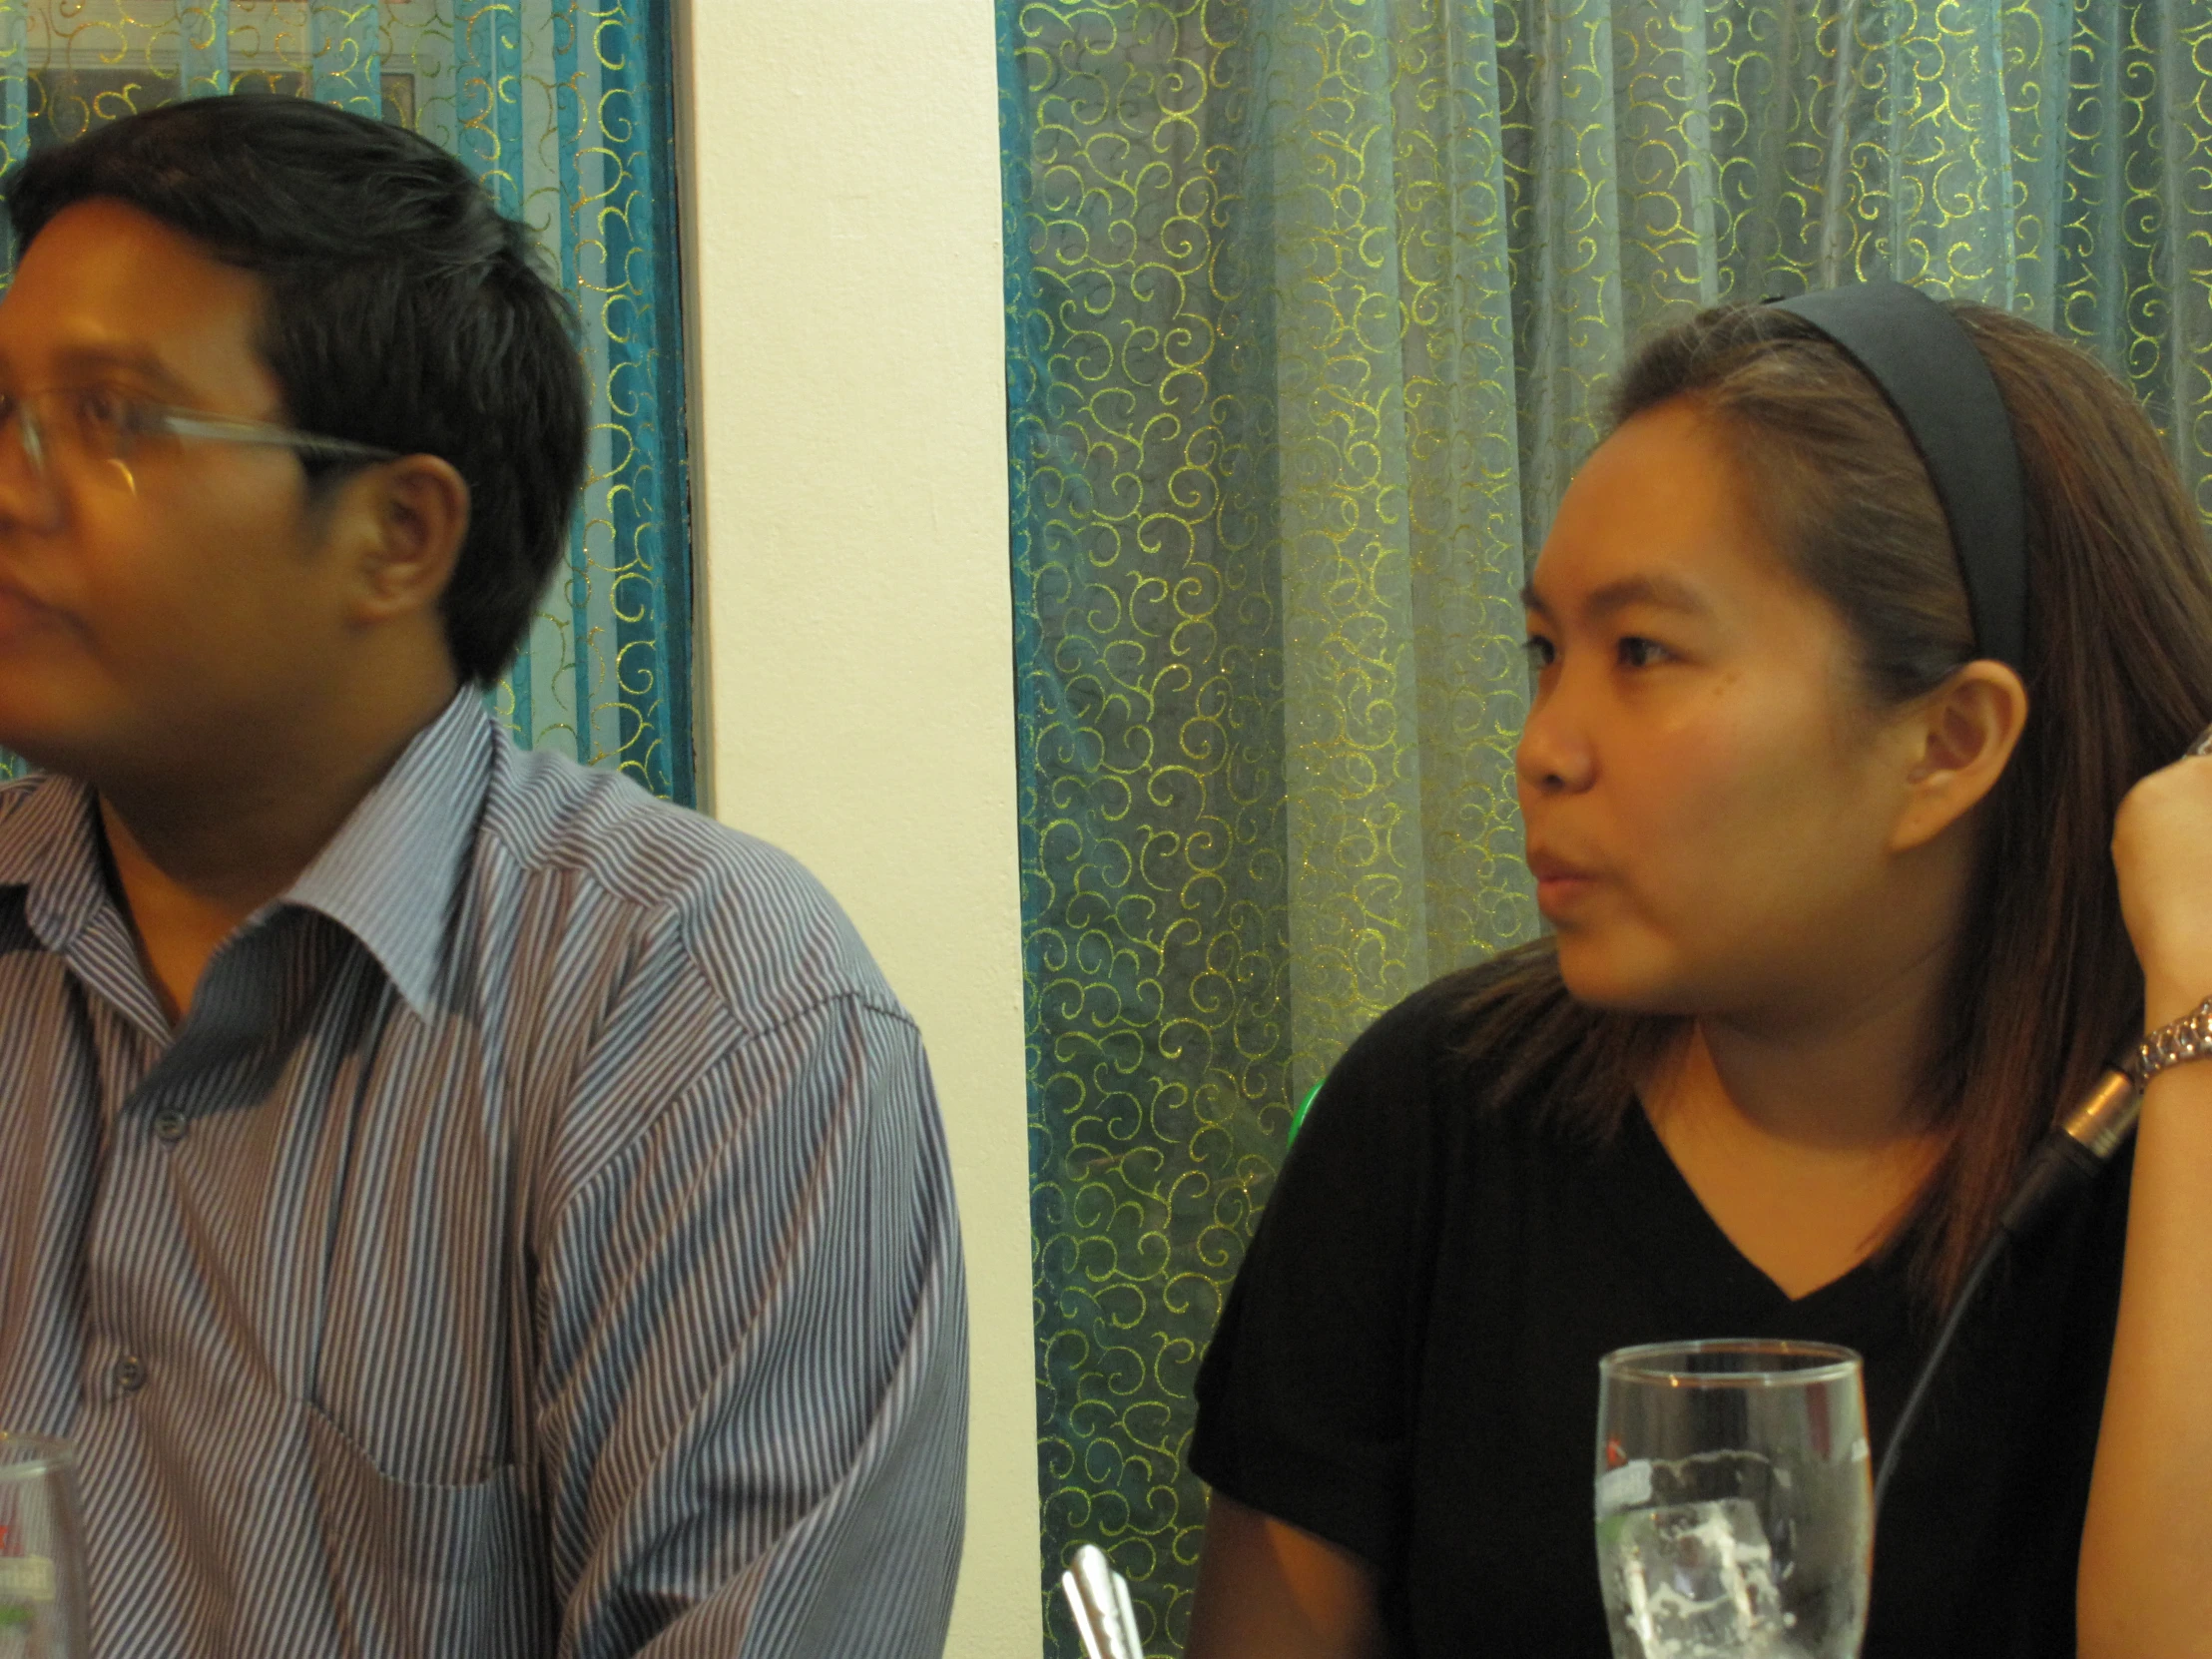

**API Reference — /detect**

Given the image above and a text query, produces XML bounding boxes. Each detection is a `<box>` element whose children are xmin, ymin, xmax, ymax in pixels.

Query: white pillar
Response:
<box><xmin>676</xmin><ymin>6</ymin><xmax>1039</xmax><ymax>1655</ymax></box>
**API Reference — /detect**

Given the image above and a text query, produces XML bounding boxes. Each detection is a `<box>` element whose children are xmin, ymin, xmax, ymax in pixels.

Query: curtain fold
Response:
<box><xmin>0</xmin><ymin>1</ymin><xmax>693</xmax><ymax>805</ymax></box>
<box><xmin>1004</xmin><ymin>1</ymin><xmax>2212</xmax><ymax>1652</ymax></box>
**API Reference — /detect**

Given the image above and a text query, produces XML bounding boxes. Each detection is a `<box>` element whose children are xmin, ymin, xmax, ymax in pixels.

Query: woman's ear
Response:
<box><xmin>1888</xmin><ymin>660</ymin><xmax>2029</xmax><ymax>853</ymax></box>
<box><xmin>334</xmin><ymin>454</ymin><xmax>472</xmax><ymax>627</ymax></box>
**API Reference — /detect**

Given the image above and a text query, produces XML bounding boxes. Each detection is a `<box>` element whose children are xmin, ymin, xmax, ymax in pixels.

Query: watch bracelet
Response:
<box><xmin>2133</xmin><ymin>994</ymin><xmax>2212</xmax><ymax>1087</ymax></box>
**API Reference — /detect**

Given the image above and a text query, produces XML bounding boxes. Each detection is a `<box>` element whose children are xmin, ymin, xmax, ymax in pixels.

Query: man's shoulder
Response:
<box><xmin>473</xmin><ymin>742</ymin><xmax>905</xmax><ymax>1039</ymax></box>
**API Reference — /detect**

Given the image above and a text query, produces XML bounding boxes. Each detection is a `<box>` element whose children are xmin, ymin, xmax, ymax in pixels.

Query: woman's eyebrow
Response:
<box><xmin>1520</xmin><ymin>574</ymin><xmax>1712</xmax><ymax>623</ymax></box>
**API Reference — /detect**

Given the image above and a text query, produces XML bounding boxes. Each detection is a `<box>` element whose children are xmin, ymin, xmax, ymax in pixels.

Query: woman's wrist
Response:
<box><xmin>2142</xmin><ymin>969</ymin><xmax>2212</xmax><ymax>1035</ymax></box>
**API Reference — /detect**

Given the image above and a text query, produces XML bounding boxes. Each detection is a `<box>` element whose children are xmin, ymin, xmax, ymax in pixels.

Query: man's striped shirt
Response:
<box><xmin>0</xmin><ymin>687</ymin><xmax>968</xmax><ymax>1657</ymax></box>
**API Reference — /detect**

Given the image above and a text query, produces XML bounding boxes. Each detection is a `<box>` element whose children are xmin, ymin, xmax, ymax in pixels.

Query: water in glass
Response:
<box><xmin>0</xmin><ymin>1435</ymin><xmax>87</xmax><ymax>1659</ymax></box>
<box><xmin>1595</xmin><ymin>1341</ymin><xmax>1871</xmax><ymax>1659</ymax></box>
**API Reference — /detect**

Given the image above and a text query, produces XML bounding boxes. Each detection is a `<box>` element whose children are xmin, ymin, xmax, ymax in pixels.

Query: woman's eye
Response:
<box><xmin>1522</xmin><ymin>636</ymin><xmax>1556</xmax><ymax>670</ymax></box>
<box><xmin>1618</xmin><ymin>636</ymin><xmax>1671</xmax><ymax>669</ymax></box>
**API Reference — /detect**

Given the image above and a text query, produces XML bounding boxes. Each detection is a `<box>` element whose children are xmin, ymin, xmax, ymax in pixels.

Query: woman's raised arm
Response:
<box><xmin>2078</xmin><ymin>1061</ymin><xmax>2212</xmax><ymax>1657</ymax></box>
<box><xmin>1186</xmin><ymin>1491</ymin><xmax>1388</xmax><ymax>1659</ymax></box>
<box><xmin>2081</xmin><ymin>754</ymin><xmax>2212</xmax><ymax>1658</ymax></box>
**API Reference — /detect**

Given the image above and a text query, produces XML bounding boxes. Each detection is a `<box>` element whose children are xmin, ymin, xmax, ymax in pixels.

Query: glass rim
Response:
<box><xmin>0</xmin><ymin>1432</ymin><xmax>76</xmax><ymax>1475</ymax></box>
<box><xmin>1600</xmin><ymin>1338</ymin><xmax>1863</xmax><ymax>1386</ymax></box>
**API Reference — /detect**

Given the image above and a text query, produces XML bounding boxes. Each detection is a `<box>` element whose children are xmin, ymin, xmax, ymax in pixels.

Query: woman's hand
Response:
<box><xmin>2110</xmin><ymin>741</ymin><xmax>2212</xmax><ymax>1025</ymax></box>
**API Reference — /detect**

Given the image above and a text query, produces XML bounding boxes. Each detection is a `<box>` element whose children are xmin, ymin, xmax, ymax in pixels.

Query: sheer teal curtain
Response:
<box><xmin>1003</xmin><ymin>0</ymin><xmax>2212</xmax><ymax>1651</ymax></box>
<box><xmin>0</xmin><ymin>1</ymin><xmax>694</xmax><ymax>803</ymax></box>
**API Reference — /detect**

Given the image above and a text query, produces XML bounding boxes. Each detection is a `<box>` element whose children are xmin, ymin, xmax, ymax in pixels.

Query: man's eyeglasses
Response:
<box><xmin>0</xmin><ymin>385</ymin><xmax>399</xmax><ymax>494</ymax></box>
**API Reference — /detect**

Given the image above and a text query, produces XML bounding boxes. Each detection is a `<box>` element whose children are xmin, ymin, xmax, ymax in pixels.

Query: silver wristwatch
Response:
<box><xmin>2133</xmin><ymin>995</ymin><xmax>2212</xmax><ymax>1088</ymax></box>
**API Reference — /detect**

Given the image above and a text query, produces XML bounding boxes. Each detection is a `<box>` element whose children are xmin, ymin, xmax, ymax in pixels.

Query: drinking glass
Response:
<box><xmin>0</xmin><ymin>1435</ymin><xmax>87</xmax><ymax>1658</ymax></box>
<box><xmin>1594</xmin><ymin>1341</ymin><xmax>1872</xmax><ymax>1659</ymax></box>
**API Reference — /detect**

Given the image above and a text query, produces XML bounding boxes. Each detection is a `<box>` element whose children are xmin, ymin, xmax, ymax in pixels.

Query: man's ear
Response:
<box><xmin>332</xmin><ymin>454</ymin><xmax>471</xmax><ymax>627</ymax></box>
<box><xmin>1888</xmin><ymin>659</ymin><xmax>2029</xmax><ymax>853</ymax></box>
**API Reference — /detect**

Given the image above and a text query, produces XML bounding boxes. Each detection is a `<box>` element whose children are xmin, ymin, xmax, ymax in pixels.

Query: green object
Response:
<box><xmin>1007</xmin><ymin>0</ymin><xmax>2212</xmax><ymax>1651</ymax></box>
<box><xmin>1288</xmin><ymin>1081</ymin><xmax>1325</xmax><ymax>1147</ymax></box>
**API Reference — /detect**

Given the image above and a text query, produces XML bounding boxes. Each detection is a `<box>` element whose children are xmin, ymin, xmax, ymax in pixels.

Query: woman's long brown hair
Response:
<box><xmin>1458</xmin><ymin>300</ymin><xmax>2212</xmax><ymax>1314</ymax></box>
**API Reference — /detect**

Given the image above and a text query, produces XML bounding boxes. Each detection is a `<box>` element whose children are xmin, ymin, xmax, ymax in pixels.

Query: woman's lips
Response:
<box><xmin>1536</xmin><ymin>874</ymin><xmax>1594</xmax><ymax>911</ymax></box>
<box><xmin>1527</xmin><ymin>850</ymin><xmax>1601</xmax><ymax>911</ymax></box>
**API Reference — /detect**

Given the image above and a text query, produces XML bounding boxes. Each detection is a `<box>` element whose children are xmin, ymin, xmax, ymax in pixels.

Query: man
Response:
<box><xmin>0</xmin><ymin>95</ymin><xmax>966</xmax><ymax>1657</ymax></box>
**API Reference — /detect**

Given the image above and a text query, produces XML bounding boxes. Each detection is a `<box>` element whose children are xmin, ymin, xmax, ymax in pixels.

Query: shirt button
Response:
<box><xmin>113</xmin><ymin>1357</ymin><xmax>147</xmax><ymax>1393</ymax></box>
<box><xmin>151</xmin><ymin>1110</ymin><xmax>188</xmax><ymax>1143</ymax></box>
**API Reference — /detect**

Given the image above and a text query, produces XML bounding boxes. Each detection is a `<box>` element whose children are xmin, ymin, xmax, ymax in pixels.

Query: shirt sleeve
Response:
<box><xmin>530</xmin><ymin>995</ymin><xmax>968</xmax><ymax>1659</ymax></box>
<box><xmin>1189</xmin><ymin>987</ymin><xmax>1452</xmax><ymax>1573</ymax></box>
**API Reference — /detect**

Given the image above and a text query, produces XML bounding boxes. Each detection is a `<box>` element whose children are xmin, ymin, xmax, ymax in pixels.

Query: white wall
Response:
<box><xmin>677</xmin><ymin>6</ymin><xmax>1041</xmax><ymax>1658</ymax></box>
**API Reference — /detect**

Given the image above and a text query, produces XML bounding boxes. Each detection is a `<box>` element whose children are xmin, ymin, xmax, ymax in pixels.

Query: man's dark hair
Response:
<box><xmin>7</xmin><ymin>94</ymin><xmax>590</xmax><ymax>687</ymax></box>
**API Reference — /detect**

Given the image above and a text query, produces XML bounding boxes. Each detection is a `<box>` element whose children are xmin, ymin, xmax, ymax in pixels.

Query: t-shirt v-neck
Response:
<box><xmin>1598</xmin><ymin>1101</ymin><xmax>1913</xmax><ymax>1358</ymax></box>
<box><xmin>1192</xmin><ymin>968</ymin><xmax>2130</xmax><ymax>1659</ymax></box>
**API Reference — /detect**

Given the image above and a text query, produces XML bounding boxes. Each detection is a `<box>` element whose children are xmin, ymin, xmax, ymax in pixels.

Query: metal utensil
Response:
<box><xmin>1059</xmin><ymin>1542</ymin><xmax>1144</xmax><ymax>1659</ymax></box>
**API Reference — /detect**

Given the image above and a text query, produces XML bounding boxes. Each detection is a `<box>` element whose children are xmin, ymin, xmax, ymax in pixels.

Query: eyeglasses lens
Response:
<box><xmin>4</xmin><ymin>391</ymin><xmax>144</xmax><ymax>486</ymax></box>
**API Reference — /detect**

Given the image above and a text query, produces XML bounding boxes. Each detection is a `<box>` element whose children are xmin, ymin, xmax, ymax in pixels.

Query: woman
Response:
<box><xmin>1183</xmin><ymin>291</ymin><xmax>2212</xmax><ymax>1657</ymax></box>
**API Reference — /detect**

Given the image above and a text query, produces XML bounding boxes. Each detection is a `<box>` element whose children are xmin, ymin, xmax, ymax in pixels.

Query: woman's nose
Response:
<box><xmin>1515</xmin><ymin>683</ymin><xmax>1595</xmax><ymax>796</ymax></box>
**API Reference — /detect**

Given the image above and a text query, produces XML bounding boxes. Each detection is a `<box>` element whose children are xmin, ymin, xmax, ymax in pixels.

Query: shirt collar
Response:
<box><xmin>0</xmin><ymin>686</ymin><xmax>497</xmax><ymax>1025</ymax></box>
<box><xmin>0</xmin><ymin>765</ymin><xmax>111</xmax><ymax>956</ymax></box>
<box><xmin>276</xmin><ymin>686</ymin><xmax>496</xmax><ymax>1023</ymax></box>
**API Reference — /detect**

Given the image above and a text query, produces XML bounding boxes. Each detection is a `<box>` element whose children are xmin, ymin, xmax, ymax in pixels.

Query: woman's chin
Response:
<box><xmin>1553</xmin><ymin>935</ymin><xmax>1701</xmax><ymax>1016</ymax></box>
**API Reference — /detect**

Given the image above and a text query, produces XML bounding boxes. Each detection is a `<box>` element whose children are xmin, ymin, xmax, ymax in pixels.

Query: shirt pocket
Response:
<box><xmin>303</xmin><ymin>1402</ymin><xmax>552</xmax><ymax>1656</ymax></box>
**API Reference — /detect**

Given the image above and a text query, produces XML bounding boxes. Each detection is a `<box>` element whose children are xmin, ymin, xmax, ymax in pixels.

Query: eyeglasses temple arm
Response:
<box><xmin>154</xmin><ymin>411</ymin><xmax>398</xmax><ymax>462</ymax></box>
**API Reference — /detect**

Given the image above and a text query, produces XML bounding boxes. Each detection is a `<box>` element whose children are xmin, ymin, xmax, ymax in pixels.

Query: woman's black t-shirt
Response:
<box><xmin>1189</xmin><ymin>969</ymin><xmax>2131</xmax><ymax>1658</ymax></box>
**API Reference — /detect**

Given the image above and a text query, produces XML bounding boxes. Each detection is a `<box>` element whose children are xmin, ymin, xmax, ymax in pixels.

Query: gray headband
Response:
<box><xmin>1770</xmin><ymin>280</ymin><xmax>2028</xmax><ymax>676</ymax></box>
